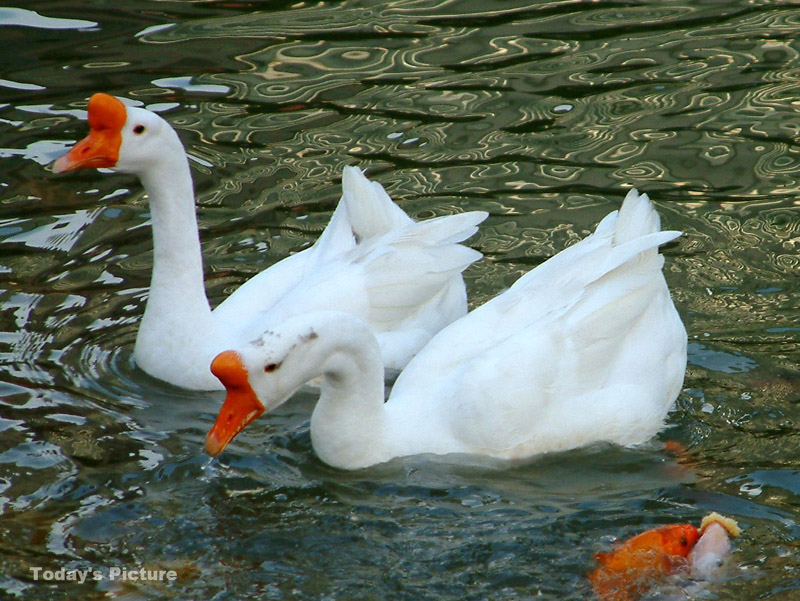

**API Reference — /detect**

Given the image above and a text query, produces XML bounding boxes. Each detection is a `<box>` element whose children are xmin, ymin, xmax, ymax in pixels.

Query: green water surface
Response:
<box><xmin>1</xmin><ymin>1</ymin><xmax>799</xmax><ymax>599</ymax></box>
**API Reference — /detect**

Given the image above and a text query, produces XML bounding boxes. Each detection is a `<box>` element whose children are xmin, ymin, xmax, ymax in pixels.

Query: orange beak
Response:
<box><xmin>52</xmin><ymin>93</ymin><xmax>126</xmax><ymax>173</ymax></box>
<box><xmin>52</xmin><ymin>128</ymin><xmax>121</xmax><ymax>173</ymax></box>
<box><xmin>205</xmin><ymin>351</ymin><xmax>266</xmax><ymax>457</ymax></box>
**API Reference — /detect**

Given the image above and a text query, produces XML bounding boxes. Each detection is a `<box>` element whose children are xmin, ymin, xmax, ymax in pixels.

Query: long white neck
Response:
<box><xmin>305</xmin><ymin>315</ymin><xmax>392</xmax><ymax>470</ymax></box>
<box><xmin>133</xmin><ymin>148</ymin><xmax>216</xmax><ymax>370</ymax></box>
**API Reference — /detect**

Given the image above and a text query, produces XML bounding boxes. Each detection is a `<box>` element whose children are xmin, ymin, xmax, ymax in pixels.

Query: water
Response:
<box><xmin>1</xmin><ymin>1</ymin><xmax>799</xmax><ymax>599</ymax></box>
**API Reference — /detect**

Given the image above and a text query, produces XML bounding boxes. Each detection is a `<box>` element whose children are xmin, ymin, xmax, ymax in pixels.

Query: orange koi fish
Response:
<box><xmin>589</xmin><ymin>513</ymin><xmax>740</xmax><ymax>601</ymax></box>
<box><xmin>589</xmin><ymin>523</ymin><xmax>700</xmax><ymax>601</ymax></box>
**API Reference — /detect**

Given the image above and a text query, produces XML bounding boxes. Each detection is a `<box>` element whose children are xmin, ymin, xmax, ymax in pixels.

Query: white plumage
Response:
<box><xmin>53</xmin><ymin>93</ymin><xmax>486</xmax><ymax>390</ymax></box>
<box><xmin>207</xmin><ymin>189</ymin><xmax>687</xmax><ymax>470</ymax></box>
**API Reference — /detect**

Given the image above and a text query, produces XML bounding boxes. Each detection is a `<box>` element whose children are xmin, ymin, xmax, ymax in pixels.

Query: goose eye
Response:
<box><xmin>133</xmin><ymin>124</ymin><xmax>146</xmax><ymax>135</ymax></box>
<box><xmin>265</xmin><ymin>363</ymin><xmax>280</xmax><ymax>373</ymax></box>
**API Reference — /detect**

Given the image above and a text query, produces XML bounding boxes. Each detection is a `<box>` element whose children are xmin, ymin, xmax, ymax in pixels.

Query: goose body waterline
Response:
<box><xmin>53</xmin><ymin>93</ymin><xmax>486</xmax><ymax>390</ymax></box>
<box><xmin>206</xmin><ymin>189</ymin><xmax>687</xmax><ymax>470</ymax></box>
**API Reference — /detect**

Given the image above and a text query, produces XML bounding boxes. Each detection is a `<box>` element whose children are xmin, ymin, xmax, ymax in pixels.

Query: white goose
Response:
<box><xmin>53</xmin><ymin>93</ymin><xmax>487</xmax><ymax>390</ymax></box>
<box><xmin>205</xmin><ymin>189</ymin><xmax>687</xmax><ymax>470</ymax></box>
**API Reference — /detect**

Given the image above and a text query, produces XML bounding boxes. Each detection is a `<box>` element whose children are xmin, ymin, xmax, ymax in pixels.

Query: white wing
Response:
<box><xmin>390</xmin><ymin>190</ymin><xmax>685</xmax><ymax>455</ymax></box>
<box><xmin>214</xmin><ymin>167</ymin><xmax>486</xmax><ymax>369</ymax></box>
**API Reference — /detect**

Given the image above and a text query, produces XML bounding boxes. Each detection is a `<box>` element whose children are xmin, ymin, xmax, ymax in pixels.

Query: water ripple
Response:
<box><xmin>1</xmin><ymin>1</ymin><xmax>800</xmax><ymax>599</ymax></box>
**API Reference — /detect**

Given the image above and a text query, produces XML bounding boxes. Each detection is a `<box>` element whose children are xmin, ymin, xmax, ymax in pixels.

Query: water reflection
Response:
<box><xmin>0</xmin><ymin>7</ymin><xmax>97</xmax><ymax>31</ymax></box>
<box><xmin>0</xmin><ymin>0</ymin><xmax>799</xmax><ymax>599</ymax></box>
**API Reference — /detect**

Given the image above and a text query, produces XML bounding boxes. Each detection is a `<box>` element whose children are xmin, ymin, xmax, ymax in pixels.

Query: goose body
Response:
<box><xmin>53</xmin><ymin>93</ymin><xmax>486</xmax><ymax>390</ymax></box>
<box><xmin>206</xmin><ymin>189</ymin><xmax>687</xmax><ymax>470</ymax></box>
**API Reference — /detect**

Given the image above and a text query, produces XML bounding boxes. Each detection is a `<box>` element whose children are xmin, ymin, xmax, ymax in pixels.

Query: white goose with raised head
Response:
<box><xmin>54</xmin><ymin>93</ymin><xmax>487</xmax><ymax>390</ymax></box>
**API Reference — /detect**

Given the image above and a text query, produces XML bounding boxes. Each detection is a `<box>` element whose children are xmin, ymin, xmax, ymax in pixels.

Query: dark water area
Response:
<box><xmin>0</xmin><ymin>1</ymin><xmax>799</xmax><ymax>599</ymax></box>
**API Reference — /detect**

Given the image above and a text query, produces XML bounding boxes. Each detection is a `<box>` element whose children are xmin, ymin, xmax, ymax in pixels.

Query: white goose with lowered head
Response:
<box><xmin>205</xmin><ymin>189</ymin><xmax>687</xmax><ymax>470</ymax></box>
<box><xmin>53</xmin><ymin>93</ymin><xmax>487</xmax><ymax>390</ymax></box>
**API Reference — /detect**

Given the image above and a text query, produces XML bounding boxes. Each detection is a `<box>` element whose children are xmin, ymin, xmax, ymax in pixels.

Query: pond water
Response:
<box><xmin>1</xmin><ymin>1</ymin><xmax>799</xmax><ymax>599</ymax></box>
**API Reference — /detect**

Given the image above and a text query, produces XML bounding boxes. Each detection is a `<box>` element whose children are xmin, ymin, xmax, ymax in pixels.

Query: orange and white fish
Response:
<box><xmin>589</xmin><ymin>523</ymin><xmax>700</xmax><ymax>601</ymax></box>
<box><xmin>589</xmin><ymin>513</ymin><xmax>740</xmax><ymax>601</ymax></box>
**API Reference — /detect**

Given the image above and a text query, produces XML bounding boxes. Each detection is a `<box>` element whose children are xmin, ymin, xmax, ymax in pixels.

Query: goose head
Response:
<box><xmin>204</xmin><ymin>312</ymin><xmax>382</xmax><ymax>458</ymax></box>
<box><xmin>204</xmin><ymin>322</ymin><xmax>326</xmax><ymax>457</ymax></box>
<box><xmin>53</xmin><ymin>93</ymin><xmax>181</xmax><ymax>176</ymax></box>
